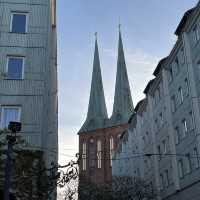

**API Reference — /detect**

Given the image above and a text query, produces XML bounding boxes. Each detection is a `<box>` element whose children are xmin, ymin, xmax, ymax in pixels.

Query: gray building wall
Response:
<box><xmin>0</xmin><ymin>0</ymin><xmax>58</xmax><ymax>166</ymax></box>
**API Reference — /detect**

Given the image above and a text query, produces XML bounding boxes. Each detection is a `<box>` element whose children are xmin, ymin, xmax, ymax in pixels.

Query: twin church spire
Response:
<box><xmin>79</xmin><ymin>28</ymin><xmax>133</xmax><ymax>133</ymax></box>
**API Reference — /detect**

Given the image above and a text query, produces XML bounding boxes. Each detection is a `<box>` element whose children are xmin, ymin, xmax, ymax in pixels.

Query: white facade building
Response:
<box><xmin>113</xmin><ymin>2</ymin><xmax>200</xmax><ymax>200</ymax></box>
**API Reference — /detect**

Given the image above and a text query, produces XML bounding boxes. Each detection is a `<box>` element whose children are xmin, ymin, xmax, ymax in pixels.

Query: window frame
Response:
<box><xmin>10</xmin><ymin>12</ymin><xmax>28</xmax><ymax>34</ymax></box>
<box><xmin>6</xmin><ymin>56</ymin><xmax>25</xmax><ymax>80</ymax></box>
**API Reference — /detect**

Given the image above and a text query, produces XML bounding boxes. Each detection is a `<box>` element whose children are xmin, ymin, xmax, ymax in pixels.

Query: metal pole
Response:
<box><xmin>4</xmin><ymin>138</ymin><xmax>12</xmax><ymax>200</ymax></box>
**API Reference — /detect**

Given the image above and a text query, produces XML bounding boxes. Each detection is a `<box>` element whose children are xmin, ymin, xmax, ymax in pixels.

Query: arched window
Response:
<box><xmin>97</xmin><ymin>140</ymin><xmax>102</xmax><ymax>169</ymax></box>
<box><xmin>82</xmin><ymin>142</ymin><xmax>87</xmax><ymax>171</ymax></box>
<box><xmin>89</xmin><ymin>138</ymin><xmax>95</xmax><ymax>168</ymax></box>
<box><xmin>110</xmin><ymin>136</ymin><xmax>114</xmax><ymax>166</ymax></box>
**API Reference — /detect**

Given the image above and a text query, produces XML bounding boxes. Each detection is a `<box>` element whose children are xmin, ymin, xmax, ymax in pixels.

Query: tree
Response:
<box><xmin>77</xmin><ymin>176</ymin><xmax>157</xmax><ymax>200</ymax></box>
<box><xmin>0</xmin><ymin>129</ymin><xmax>54</xmax><ymax>200</ymax></box>
<box><xmin>112</xmin><ymin>176</ymin><xmax>157</xmax><ymax>200</ymax></box>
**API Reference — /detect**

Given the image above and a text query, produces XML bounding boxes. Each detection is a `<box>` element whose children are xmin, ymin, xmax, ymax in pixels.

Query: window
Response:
<box><xmin>157</xmin><ymin>145</ymin><xmax>161</xmax><ymax>161</ymax></box>
<box><xmin>193</xmin><ymin>25</ymin><xmax>200</xmax><ymax>43</ymax></box>
<box><xmin>7</xmin><ymin>56</ymin><xmax>24</xmax><ymax>79</ymax></box>
<box><xmin>178</xmin><ymin>87</ymin><xmax>184</xmax><ymax>104</ymax></box>
<box><xmin>175</xmin><ymin>127</ymin><xmax>180</xmax><ymax>144</ymax></box>
<box><xmin>189</xmin><ymin>111</ymin><xmax>195</xmax><ymax>130</ymax></box>
<box><xmin>155</xmin><ymin>119</ymin><xmax>158</xmax><ymax>132</ymax></box>
<box><xmin>180</xmin><ymin>47</ymin><xmax>185</xmax><ymax>64</ymax></box>
<box><xmin>168</xmin><ymin>67</ymin><xmax>173</xmax><ymax>83</ymax></box>
<box><xmin>163</xmin><ymin>140</ymin><xmax>167</xmax><ymax>154</ymax></box>
<box><xmin>110</xmin><ymin>136</ymin><xmax>114</xmax><ymax>166</ymax></box>
<box><xmin>194</xmin><ymin>148</ymin><xmax>199</xmax><ymax>169</ymax></box>
<box><xmin>159</xmin><ymin>112</ymin><xmax>163</xmax><ymax>127</ymax></box>
<box><xmin>171</xmin><ymin>95</ymin><xmax>176</xmax><ymax>113</ymax></box>
<box><xmin>184</xmin><ymin>78</ymin><xmax>189</xmax><ymax>96</ymax></box>
<box><xmin>0</xmin><ymin>106</ymin><xmax>21</xmax><ymax>129</ymax></box>
<box><xmin>175</xmin><ymin>57</ymin><xmax>179</xmax><ymax>74</ymax></box>
<box><xmin>82</xmin><ymin>143</ymin><xmax>87</xmax><ymax>171</ymax></box>
<box><xmin>178</xmin><ymin>159</ymin><xmax>184</xmax><ymax>178</ymax></box>
<box><xmin>182</xmin><ymin>119</ymin><xmax>188</xmax><ymax>138</ymax></box>
<box><xmin>165</xmin><ymin>170</ymin><xmax>169</xmax><ymax>187</ymax></box>
<box><xmin>142</xmin><ymin>136</ymin><xmax>146</xmax><ymax>146</ymax></box>
<box><xmin>160</xmin><ymin>174</ymin><xmax>164</xmax><ymax>190</ymax></box>
<box><xmin>97</xmin><ymin>140</ymin><xmax>102</xmax><ymax>169</ymax></box>
<box><xmin>185</xmin><ymin>154</ymin><xmax>192</xmax><ymax>174</ymax></box>
<box><xmin>11</xmin><ymin>12</ymin><xmax>27</xmax><ymax>33</ymax></box>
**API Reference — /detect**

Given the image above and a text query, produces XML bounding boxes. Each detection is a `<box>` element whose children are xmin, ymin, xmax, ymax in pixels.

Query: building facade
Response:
<box><xmin>0</xmin><ymin>0</ymin><xmax>58</xmax><ymax>175</ymax></box>
<box><xmin>113</xmin><ymin>2</ymin><xmax>200</xmax><ymax>200</ymax></box>
<box><xmin>78</xmin><ymin>30</ymin><xmax>134</xmax><ymax>186</ymax></box>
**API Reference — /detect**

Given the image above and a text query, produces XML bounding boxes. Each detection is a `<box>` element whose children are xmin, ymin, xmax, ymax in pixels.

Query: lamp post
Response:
<box><xmin>4</xmin><ymin>121</ymin><xmax>21</xmax><ymax>200</ymax></box>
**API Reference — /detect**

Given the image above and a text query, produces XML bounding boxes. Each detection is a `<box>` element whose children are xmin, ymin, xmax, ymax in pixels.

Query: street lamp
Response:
<box><xmin>4</xmin><ymin>121</ymin><xmax>21</xmax><ymax>200</ymax></box>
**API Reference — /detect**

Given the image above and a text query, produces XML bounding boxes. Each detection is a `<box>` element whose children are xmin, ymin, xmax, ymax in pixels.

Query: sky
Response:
<box><xmin>57</xmin><ymin>0</ymin><xmax>198</xmax><ymax>165</ymax></box>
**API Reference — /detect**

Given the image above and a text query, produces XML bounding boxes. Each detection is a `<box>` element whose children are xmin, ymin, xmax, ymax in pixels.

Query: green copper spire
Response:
<box><xmin>111</xmin><ymin>27</ymin><xmax>134</xmax><ymax>125</ymax></box>
<box><xmin>79</xmin><ymin>34</ymin><xmax>108</xmax><ymax>133</ymax></box>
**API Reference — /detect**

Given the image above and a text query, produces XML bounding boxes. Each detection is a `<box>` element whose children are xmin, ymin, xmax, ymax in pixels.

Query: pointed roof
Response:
<box><xmin>110</xmin><ymin>27</ymin><xmax>134</xmax><ymax>125</ymax></box>
<box><xmin>79</xmin><ymin>34</ymin><xmax>108</xmax><ymax>133</ymax></box>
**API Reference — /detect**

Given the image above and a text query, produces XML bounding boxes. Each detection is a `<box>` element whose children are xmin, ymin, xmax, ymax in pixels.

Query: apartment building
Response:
<box><xmin>112</xmin><ymin>2</ymin><xmax>200</xmax><ymax>200</ymax></box>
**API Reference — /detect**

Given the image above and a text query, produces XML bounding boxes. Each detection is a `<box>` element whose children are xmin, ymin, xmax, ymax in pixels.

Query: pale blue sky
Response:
<box><xmin>57</xmin><ymin>0</ymin><xmax>197</xmax><ymax>164</ymax></box>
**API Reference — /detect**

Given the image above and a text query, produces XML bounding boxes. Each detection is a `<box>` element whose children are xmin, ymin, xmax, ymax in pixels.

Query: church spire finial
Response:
<box><xmin>95</xmin><ymin>32</ymin><xmax>98</xmax><ymax>40</ymax></box>
<box><xmin>111</xmin><ymin>28</ymin><xmax>134</xmax><ymax>125</ymax></box>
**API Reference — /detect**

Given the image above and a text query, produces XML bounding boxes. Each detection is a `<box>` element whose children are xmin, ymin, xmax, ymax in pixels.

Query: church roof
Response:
<box><xmin>110</xmin><ymin>28</ymin><xmax>134</xmax><ymax>126</ymax></box>
<box><xmin>78</xmin><ymin>36</ymin><xmax>108</xmax><ymax>134</ymax></box>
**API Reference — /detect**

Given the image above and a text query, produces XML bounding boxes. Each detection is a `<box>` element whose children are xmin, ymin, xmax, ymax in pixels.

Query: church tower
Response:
<box><xmin>79</xmin><ymin>28</ymin><xmax>133</xmax><ymax>186</ymax></box>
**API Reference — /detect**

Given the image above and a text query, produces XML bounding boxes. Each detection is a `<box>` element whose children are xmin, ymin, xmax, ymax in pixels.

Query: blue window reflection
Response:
<box><xmin>7</xmin><ymin>57</ymin><xmax>23</xmax><ymax>79</ymax></box>
<box><xmin>11</xmin><ymin>14</ymin><xmax>27</xmax><ymax>33</ymax></box>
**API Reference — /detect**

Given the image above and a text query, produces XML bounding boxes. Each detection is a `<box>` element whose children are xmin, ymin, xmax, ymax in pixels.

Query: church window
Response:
<box><xmin>82</xmin><ymin>143</ymin><xmax>87</xmax><ymax>171</ymax></box>
<box><xmin>89</xmin><ymin>139</ymin><xmax>95</xmax><ymax>168</ymax></box>
<box><xmin>97</xmin><ymin>140</ymin><xmax>102</xmax><ymax>169</ymax></box>
<box><xmin>110</xmin><ymin>136</ymin><xmax>114</xmax><ymax>166</ymax></box>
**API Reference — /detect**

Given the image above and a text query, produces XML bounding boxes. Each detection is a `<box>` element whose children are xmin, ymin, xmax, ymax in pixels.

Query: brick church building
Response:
<box><xmin>78</xmin><ymin>28</ymin><xmax>134</xmax><ymax>185</ymax></box>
